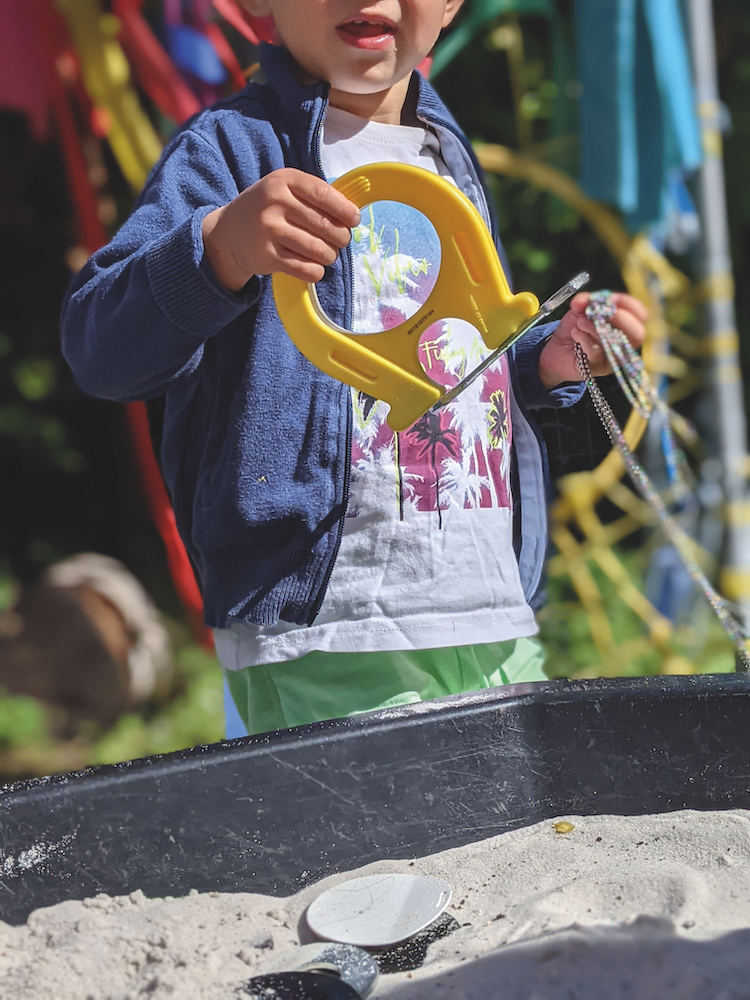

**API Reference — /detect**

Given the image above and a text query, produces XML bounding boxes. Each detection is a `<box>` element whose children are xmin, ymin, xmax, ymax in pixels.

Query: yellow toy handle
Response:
<box><xmin>273</xmin><ymin>163</ymin><xmax>539</xmax><ymax>432</ymax></box>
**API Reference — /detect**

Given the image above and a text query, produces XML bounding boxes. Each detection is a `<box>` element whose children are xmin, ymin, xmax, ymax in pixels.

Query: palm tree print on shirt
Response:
<box><xmin>408</xmin><ymin>410</ymin><xmax>459</xmax><ymax>528</ymax></box>
<box><xmin>348</xmin><ymin>201</ymin><xmax>513</xmax><ymax>524</ymax></box>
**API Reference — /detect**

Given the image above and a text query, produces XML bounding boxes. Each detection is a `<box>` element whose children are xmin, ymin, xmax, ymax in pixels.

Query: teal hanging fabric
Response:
<box><xmin>642</xmin><ymin>0</ymin><xmax>702</xmax><ymax>171</ymax></box>
<box><xmin>574</xmin><ymin>0</ymin><xmax>701</xmax><ymax>231</ymax></box>
<box><xmin>631</xmin><ymin>0</ymin><xmax>663</xmax><ymax>227</ymax></box>
<box><xmin>575</xmin><ymin>0</ymin><xmax>639</xmax><ymax>213</ymax></box>
<box><xmin>628</xmin><ymin>0</ymin><xmax>703</xmax><ymax>230</ymax></box>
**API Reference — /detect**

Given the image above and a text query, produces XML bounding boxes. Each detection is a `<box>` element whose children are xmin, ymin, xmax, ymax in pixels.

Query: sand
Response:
<box><xmin>2</xmin><ymin>809</ymin><xmax>750</xmax><ymax>999</ymax></box>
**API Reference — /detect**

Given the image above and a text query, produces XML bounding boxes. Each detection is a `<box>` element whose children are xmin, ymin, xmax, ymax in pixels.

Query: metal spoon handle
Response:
<box><xmin>432</xmin><ymin>270</ymin><xmax>590</xmax><ymax>412</ymax></box>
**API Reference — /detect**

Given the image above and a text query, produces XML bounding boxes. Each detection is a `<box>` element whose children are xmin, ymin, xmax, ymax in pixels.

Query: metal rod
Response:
<box><xmin>432</xmin><ymin>271</ymin><xmax>589</xmax><ymax>412</ymax></box>
<box><xmin>686</xmin><ymin>0</ymin><xmax>750</xmax><ymax>660</ymax></box>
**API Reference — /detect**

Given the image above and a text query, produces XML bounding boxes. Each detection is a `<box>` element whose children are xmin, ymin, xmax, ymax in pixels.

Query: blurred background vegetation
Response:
<box><xmin>0</xmin><ymin>0</ymin><xmax>748</xmax><ymax>779</ymax></box>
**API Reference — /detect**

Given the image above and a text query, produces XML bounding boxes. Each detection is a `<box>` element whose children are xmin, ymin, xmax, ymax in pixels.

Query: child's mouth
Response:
<box><xmin>337</xmin><ymin>18</ymin><xmax>396</xmax><ymax>50</ymax></box>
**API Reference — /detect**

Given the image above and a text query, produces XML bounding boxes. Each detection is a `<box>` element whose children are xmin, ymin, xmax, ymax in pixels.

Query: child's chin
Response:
<box><xmin>329</xmin><ymin>64</ymin><xmax>404</xmax><ymax>95</ymax></box>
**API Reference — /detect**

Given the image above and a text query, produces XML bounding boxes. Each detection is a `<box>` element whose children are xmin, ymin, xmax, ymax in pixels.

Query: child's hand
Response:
<box><xmin>202</xmin><ymin>168</ymin><xmax>361</xmax><ymax>292</ymax></box>
<box><xmin>538</xmin><ymin>291</ymin><xmax>648</xmax><ymax>389</ymax></box>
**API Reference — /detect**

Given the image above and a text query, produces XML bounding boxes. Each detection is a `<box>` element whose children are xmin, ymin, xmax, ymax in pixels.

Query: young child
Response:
<box><xmin>61</xmin><ymin>0</ymin><xmax>647</xmax><ymax>734</ymax></box>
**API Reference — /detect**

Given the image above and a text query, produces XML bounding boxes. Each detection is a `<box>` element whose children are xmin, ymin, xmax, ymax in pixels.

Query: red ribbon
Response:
<box><xmin>124</xmin><ymin>402</ymin><xmax>211</xmax><ymax>645</ymax></box>
<box><xmin>203</xmin><ymin>19</ymin><xmax>247</xmax><ymax>91</ymax></box>
<box><xmin>112</xmin><ymin>0</ymin><xmax>202</xmax><ymax>124</ymax></box>
<box><xmin>31</xmin><ymin>0</ymin><xmax>212</xmax><ymax>645</ymax></box>
<box><xmin>212</xmin><ymin>0</ymin><xmax>275</xmax><ymax>44</ymax></box>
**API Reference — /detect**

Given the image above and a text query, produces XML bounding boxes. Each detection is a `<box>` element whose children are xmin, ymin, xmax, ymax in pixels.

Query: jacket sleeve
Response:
<box><xmin>490</xmin><ymin>225</ymin><xmax>585</xmax><ymax>413</ymax></box>
<box><xmin>60</xmin><ymin>127</ymin><xmax>260</xmax><ymax>402</ymax></box>
<box><xmin>511</xmin><ymin>321</ymin><xmax>586</xmax><ymax>411</ymax></box>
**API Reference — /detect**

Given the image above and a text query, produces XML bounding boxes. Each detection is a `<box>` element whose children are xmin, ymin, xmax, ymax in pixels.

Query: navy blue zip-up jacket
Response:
<box><xmin>61</xmin><ymin>44</ymin><xmax>583</xmax><ymax>630</ymax></box>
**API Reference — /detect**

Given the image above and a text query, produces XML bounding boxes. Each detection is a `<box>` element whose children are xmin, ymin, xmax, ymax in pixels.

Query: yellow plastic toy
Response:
<box><xmin>273</xmin><ymin>163</ymin><xmax>540</xmax><ymax>432</ymax></box>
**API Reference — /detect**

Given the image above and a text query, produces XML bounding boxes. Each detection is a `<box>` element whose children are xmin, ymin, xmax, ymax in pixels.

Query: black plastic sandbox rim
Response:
<box><xmin>1</xmin><ymin>674</ymin><xmax>749</xmax><ymax>925</ymax></box>
<box><xmin>1</xmin><ymin>673</ymin><xmax>741</xmax><ymax>799</ymax></box>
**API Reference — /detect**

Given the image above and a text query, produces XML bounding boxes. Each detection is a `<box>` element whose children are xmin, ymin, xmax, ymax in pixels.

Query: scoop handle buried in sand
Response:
<box><xmin>239</xmin><ymin>970</ymin><xmax>362</xmax><ymax>999</ymax></box>
<box><xmin>273</xmin><ymin>162</ymin><xmax>540</xmax><ymax>432</ymax></box>
<box><xmin>252</xmin><ymin>943</ymin><xmax>379</xmax><ymax>998</ymax></box>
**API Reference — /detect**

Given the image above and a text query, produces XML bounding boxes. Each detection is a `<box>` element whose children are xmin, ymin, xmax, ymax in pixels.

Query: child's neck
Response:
<box><xmin>328</xmin><ymin>76</ymin><xmax>411</xmax><ymax>125</ymax></box>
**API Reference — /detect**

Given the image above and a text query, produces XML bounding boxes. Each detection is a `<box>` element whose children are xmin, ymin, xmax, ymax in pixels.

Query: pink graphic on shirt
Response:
<box><xmin>348</xmin><ymin>201</ymin><xmax>513</xmax><ymax>522</ymax></box>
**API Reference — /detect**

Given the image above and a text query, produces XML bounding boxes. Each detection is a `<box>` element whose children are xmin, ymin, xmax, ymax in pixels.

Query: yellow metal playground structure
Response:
<box><xmin>476</xmin><ymin>143</ymin><xmax>713</xmax><ymax>675</ymax></box>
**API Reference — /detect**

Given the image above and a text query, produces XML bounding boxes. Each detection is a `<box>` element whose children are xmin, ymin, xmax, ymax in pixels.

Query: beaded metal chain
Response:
<box><xmin>585</xmin><ymin>291</ymin><xmax>695</xmax><ymax>498</ymax></box>
<box><xmin>576</xmin><ymin>290</ymin><xmax>750</xmax><ymax>669</ymax></box>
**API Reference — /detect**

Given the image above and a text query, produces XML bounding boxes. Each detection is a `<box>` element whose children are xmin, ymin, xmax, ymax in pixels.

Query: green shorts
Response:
<box><xmin>225</xmin><ymin>637</ymin><xmax>547</xmax><ymax>735</ymax></box>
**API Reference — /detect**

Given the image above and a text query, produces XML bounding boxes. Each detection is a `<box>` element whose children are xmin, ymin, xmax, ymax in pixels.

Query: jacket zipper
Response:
<box><xmin>307</xmin><ymin>96</ymin><xmax>354</xmax><ymax>624</ymax></box>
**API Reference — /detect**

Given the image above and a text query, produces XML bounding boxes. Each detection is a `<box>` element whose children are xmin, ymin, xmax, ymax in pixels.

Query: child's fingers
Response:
<box><xmin>609</xmin><ymin>291</ymin><xmax>649</xmax><ymax>323</ymax></box>
<box><xmin>567</xmin><ymin>291</ymin><xmax>590</xmax><ymax>315</ymax></box>
<box><xmin>571</xmin><ymin>327</ymin><xmax>606</xmax><ymax>361</ymax></box>
<box><xmin>277</xmin><ymin>226</ymin><xmax>339</xmax><ymax>271</ymax></box>
<box><xmin>568</xmin><ymin>290</ymin><xmax>649</xmax><ymax>325</ymax></box>
<box><xmin>290</xmin><ymin>172</ymin><xmax>361</xmax><ymax>228</ymax></box>
<box><xmin>274</xmin><ymin>244</ymin><xmax>326</xmax><ymax>283</ymax></box>
<box><xmin>608</xmin><ymin>306</ymin><xmax>646</xmax><ymax>348</ymax></box>
<box><xmin>572</xmin><ymin>310</ymin><xmax>643</xmax><ymax>349</ymax></box>
<box><xmin>572</xmin><ymin>314</ymin><xmax>597</xmax><ymax>338</ymax></box>
<box><xmin>285</xmin><ymin>202</ymin><xmax>352</xmax><ymax>251</ymax></box>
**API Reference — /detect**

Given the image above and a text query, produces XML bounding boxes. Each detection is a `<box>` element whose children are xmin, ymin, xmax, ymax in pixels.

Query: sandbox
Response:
<box><xmin>1</xmin><ymin>675</ymin><xmax>750</xmax><ymax>997</ymax></box>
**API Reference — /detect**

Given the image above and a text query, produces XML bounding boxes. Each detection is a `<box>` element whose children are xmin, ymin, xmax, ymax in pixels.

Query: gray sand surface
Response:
<box><xmin>3</xmin><ymin>809</ymin><xmax>750</xmax><ymax>999</ymax></box>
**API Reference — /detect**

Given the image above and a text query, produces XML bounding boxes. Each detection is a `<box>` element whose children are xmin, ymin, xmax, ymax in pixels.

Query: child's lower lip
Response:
<box><xmin>336</xmin><ymin>23</ymin><xmax>396</xmax><ymax>50</ymax></box>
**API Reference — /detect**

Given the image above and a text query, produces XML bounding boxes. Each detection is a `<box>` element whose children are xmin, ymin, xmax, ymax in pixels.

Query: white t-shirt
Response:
<box><xmin>214</xmin><ymin>107</ymin><xmax>537</xmax><ymax>670</ymax></box>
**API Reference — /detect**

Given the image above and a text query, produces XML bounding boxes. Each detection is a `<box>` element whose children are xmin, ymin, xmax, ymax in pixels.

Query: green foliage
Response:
<box><xmin>90</xmin><ymin>645</ymin><xmax>224</xmax><ymax>766</ymax></box>
<box><xmin>0</xmin><ymin>567</ymin><xmax>17</xmax><ymax>613</ymax></box>
<box><xmin>0</xmin><ymin>631</ymin><xmax>225</xmax><ymax>781</ymax></box>
<box><xmin>538</xmin><ymin>547</ymin><xmax>736</xmax><ymax>680</ymax></box>
<box><xmin>486</xmin><ymin>172</ymin><xmax>623</xmax><ymax>299</ymax></box>
<box><xmin>0</xmin><ymin>691</ymin><xmax>48</xmax><ymax>751</ymax></box>
<box><xmin>12</xmin><ymin>358</ymin><xmax>57</xmax><ymax>402</ymax></box>
<box><xmin>0</xmin><ymin>405</ymin><xmax>85</xmax><ymax>473</ymax></box>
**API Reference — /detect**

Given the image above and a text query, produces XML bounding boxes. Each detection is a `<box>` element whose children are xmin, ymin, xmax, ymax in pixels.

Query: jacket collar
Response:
<box><xmin>411</xmin><ymin>67</ymin><xmax>464</xmax><ymax>135</ymax></box>
<box><xmin>259</xmin><ymin>42</ymin><xmax>329</xmax><ymax>113</ymax></box>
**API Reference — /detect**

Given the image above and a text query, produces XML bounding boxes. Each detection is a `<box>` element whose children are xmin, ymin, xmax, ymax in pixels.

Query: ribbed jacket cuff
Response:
<box><xmin>513</xmin><ymin>321</ymin><xmax>586</xmax><ymax>410</ymax></box>
<box><xmin>146</xmin><ymin>207</ymin><xmax>260</xmax><ymax>337</ymax></box>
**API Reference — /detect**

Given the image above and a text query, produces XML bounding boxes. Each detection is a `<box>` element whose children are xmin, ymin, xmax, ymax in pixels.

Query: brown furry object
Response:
<box><xmin>0</xmin><ymin>554</ymin><xmax>171</xmax><ymax>728</ymax></box>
